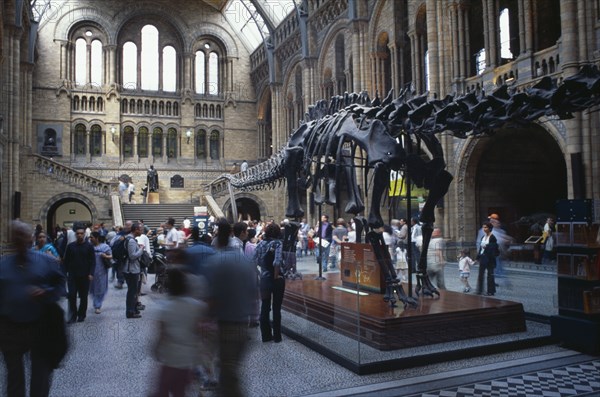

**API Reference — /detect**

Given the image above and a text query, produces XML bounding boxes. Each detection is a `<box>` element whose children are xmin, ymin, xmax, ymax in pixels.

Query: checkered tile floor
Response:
<box><xmin>415</xmin><ymin>360</ymin><xmax>600</xmax><ymax>397</ymax></box>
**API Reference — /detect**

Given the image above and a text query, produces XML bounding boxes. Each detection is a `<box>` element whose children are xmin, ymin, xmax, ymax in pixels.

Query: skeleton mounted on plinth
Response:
<box><xmin>223</xmin><ymin>65</ymin><xmax>600</xmax><ymax>308</ymax></box>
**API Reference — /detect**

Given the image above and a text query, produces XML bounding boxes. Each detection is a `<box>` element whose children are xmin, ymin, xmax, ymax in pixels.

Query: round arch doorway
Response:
<box><xmin>475</xmin><ymin>125</ymin><xmax>567</xmax><ymax>241</ymax></box>
<box><xmin>46</xmin><ymin>198</ymin><xmax>93</xmax><ymax>237</ymax></box>
<box><xmin>226</xmin><ymin>197</ymin><xmax>261</xmax><ymax>222</ymax></box>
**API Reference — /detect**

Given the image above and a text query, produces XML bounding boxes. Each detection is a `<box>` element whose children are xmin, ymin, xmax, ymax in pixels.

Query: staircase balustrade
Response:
<box><xmin>32</xmin><ymin>154</ymin><xmax>117</xmax><ymax>198</ymax></box>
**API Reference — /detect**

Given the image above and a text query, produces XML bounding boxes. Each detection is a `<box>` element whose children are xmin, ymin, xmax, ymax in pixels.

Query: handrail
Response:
<box><xmin>30</xmin><ymin>154</ymin><xmax>118</xmax><ymax>198</ymax></box>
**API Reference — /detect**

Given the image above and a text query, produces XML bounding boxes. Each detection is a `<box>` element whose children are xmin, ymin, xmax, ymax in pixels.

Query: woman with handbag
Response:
<box><xmin>476</xmin><ymin>222</ymin><xmax>499</xmax><ymax>296</ymax></box>
<box><xmin>89</xmin><ymin>231</ymin><xmax>112</xmax><ymax>314</ymax></box>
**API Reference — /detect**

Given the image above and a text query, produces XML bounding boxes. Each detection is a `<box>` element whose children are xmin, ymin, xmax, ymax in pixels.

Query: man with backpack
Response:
<box><xmin>110</xmin><ymin>221</ymin><xmax>132</xmax><ymax>288</ymax></box>
<box><xmin>121</xmin><ymin>223</ymin><xmax>144</xmax><ymax>319</ymax></box>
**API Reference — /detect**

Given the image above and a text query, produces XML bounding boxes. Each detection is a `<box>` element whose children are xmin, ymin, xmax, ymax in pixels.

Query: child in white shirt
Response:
<box><xmin>458</xmin><ymin>249</ymin><xmax>474</xmax><ymax>293</ymax></box>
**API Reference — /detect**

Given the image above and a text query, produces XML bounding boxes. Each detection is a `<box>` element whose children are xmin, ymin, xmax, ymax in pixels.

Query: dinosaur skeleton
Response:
<box><xmin>224</xmin><ymin>65</ymin><xmax>600</xmax><ymax>307</ymax></box>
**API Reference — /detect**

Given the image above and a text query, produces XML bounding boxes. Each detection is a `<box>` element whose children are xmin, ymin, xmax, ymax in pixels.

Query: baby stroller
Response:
<box><xmin>150</xmin><ymin>253</ymin><xmax>169</xmax><ymax>293</ymax></box>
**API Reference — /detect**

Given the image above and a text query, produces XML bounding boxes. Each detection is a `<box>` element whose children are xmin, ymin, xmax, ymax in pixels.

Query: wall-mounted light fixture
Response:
<box><xmin>186</xmin><ymin>129</ymin><xmax>192</xmax><ymax>144</ymax></box>
<box><xmin>110</xmin><ymin>126</ymin><xmax>117</xmax><ymax>142</ymax></box>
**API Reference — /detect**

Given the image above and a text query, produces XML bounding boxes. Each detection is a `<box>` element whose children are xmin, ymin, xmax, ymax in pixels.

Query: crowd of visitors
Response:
<box><xmin>0</xmin><ymin>211</ymin><xmax>555</xmax><ymax>396</ymax></box>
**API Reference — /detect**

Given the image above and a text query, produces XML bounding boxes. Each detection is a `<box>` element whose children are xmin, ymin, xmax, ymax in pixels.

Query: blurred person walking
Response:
<box><xmin>152</xmin><ymin>268</ymin><xmax>208</xmax><ymax>397</ymax></box>
<box><xmin>206</xmin><ymin>220</ymin><xmax>258</xmax><ymax>397</ymax></box>
<box><xmin>0</xmin><ymin>221</ymin><xmax>67</xmax><ymax>397</ymax></box>
<box><xmin>426</xmin><ymin>228</ymin><xmax>446</xmax><ymax>290</ymax></box>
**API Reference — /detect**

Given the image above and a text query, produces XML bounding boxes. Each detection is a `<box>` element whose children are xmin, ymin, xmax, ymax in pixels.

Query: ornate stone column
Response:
<box><xmin>560</xmin><ymin>0</ymin><xmax>581</xmax><ymax>198</ymax></box>
<box><xmin>162</xmin><ymin>132</ymin><xmax>167</xmax><ymax>163</ymax></box>
<box><xmin>426</xmin><ymin>0</ymin><xmax>440</xmax><ymax>94</ymax></box>
<box><xmin>58</xmin><ymin>40</ymin><xmax>68</xmax><ymax>80</ymax></box>
<box><xmin>486</xmin><ymin>0</ymin><xmax>498</xmax><ymax>68</ymax></box>
<box><xmin>133</xmin><ymin>131</ymin><xmax>139</xmax><ymax>163</ymax></box>
<box><xmin>270</xmin><ymin>83</ymin><xmax>283</xmax><ymax>152</ymax></box>
<box><xmin>85</xmin><ymin>128</ymin><xmax>91</xmax><ymax>163</ymax></box>
<box><xmin>104</xmin><ymin>45</ymin><xmax>117</xmax><ymax>85</ymax></box>
<box><xmin>182</xmin><ymin>52</ymin><xmax>192</xmax><ymax>92</ymax></box>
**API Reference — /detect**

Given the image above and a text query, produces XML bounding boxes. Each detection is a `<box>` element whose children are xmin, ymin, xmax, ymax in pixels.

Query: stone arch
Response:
<box><xmin>222</xmin><ymin>193</ymin><xmax>269</xmax><ymax>223</ymax></box>
<box><xmin>316</xmin><ymin>20</ymin><xmax>349</xmax><ymax>82</ymax></box>
<box><xmin>257</xmin><ymin>86</ymin><xmax>272</xmax><ymax>120</ymax></box>
<box><xmin>52</xmin><ymin>6</ymin><xmax>116</xmax><ymax>43</ymax></box>
<box><xmin>454</xmin><ymin>122</ymin><xmax>567</xmax><ymax>243</ymax></box>
<box><xmin>369</xmin><ymin>1</ymin><xmax>395</xmax><ymax>44</ymax></box>
<box><xmin>40</xmin><ymin>192</ymin><xmax>99</xmax><ymax>234</ymax></box>
<box><xmin>281</xmin><ymin>55</ymin><xmax>304</xmax><ymax>90</ymax></box>
<box><xmin>186</xmin><ymin>23</ymin><xmax>240</xmax><ymax>58</ymax></box>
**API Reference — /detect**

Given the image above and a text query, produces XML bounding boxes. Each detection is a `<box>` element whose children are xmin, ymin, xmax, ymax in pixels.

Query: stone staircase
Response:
<box><xmin>32</xmin><ymin>154</ymin><xmax>116</xmax><ymax>198</ymax></box>
<box><xmin>121</xmin><ymin>203</ymin><xmax>196</xmax><ymax>229</ymax></box>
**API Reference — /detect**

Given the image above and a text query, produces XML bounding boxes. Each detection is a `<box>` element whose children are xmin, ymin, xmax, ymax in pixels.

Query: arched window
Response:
<box><xmin>138</xmin><ymin>127</ymin><xmax>149</xmax><ymax>158</ymax></box>
<box><xmin>144</xmin><ymin>100</ymin><xmax>150</xmax><ymax>114</ymax></box>
<box><xmin>90</xmin><ymin>124</ymin><xmax>102</xmax><ymax>156</ymax></box>
<box><xmin>194</xmin><ymin>43</ymin><xmax>222</xmax><ymax>95</ymax></box>
<box><xmin>195</xmin><ymin>104</ymin><xmax>201</xmax><ymax>117</ymax></box>
<box><xmin>123</xmin><ymin>126</ymin><xmax>134</xmax><ymax>157</ymax></box>
<box><xmin>90</xmin><ymin>40</ymin><xmax>103</xmax><ymax>86</ymax></box>
<box><xmin>209</xmin><ymin>130</ymin><xmax>220</xmax><ymax>160</ymax></box>
<box><xmin>89</xmin><ymin>97</ymin><xmax>96</xmax><ymax>112</ymax></box>
<box><xmin>75</xmin><ymin>38</ymin><xmax>87</xmax><ymax>86</ymax></box>
<box><xmin>152</xmin><ymin>127</ymin><xmax>163</xmax><ymax>157</ymax></box>
<box><xmin>152</xmin><ymin>100</ymin><xmax>157</xmax><ymax>115</ymax></box>
<box><xmin>166</xmin><ymin>102</ymin><xmax>172</xmax><ymax>115</ymax></box>
<box><xmin>163</xmin><ymin>46</ymin><xmax>177</xmax><ymax>92</ymax></box>
<box><xmin>167</xmin><ymin>128</ymin><xmax>177</xmax><ymax>158</ymax></box>
<box><xmin>137</xmin><ymin>99</ymin><xmax>143</xmax><ymax>113</ymax></box>
<box><xmin>210</xmin><ymin>105</ymin><xmax>215</xmax><ymax>118</ymax></box>
<box><xmin>73</xmin><ymin>96</ymin><xmax>80</xmax><ymax>111</ymax></box>
<box><xmin>499</xmin><ymin>8</ymin><xmax>513</xmax><ymax>60</ymax></box>
<box><xmin>159</xmin><ymin>101</ymin><xmax>165</xmax><ymax>115</ymax></box>
<box><xmin>208</xmin><ymin>52</ymin><xmax>219</xmax><ymax>95</ymax></box>
<box><xmin>195</xmin><ymin>51</ymin><xmax>205</xmax><ymax>94</ymax></box>
<box><xmin>216</xmin><ymin>105</ymin><xmax>222</xmax><ymax>119</ymax></box>
<box><xmin>173</xmin><ymin>102</ymin><xmax>179</xmax><ymax>116</ymax></box>
<box><xmin>203</xmin><ymin>104</ymin><xmax>208</xmax><ymax>118</ymax></box>
<box><xmin>97</xmin><ymin>97</ymin><xmax>104</xmax><ymax>112</ymax></box>
<box><xmin>81</xmin><ymin>96</ymin><xmax>88</xmax><ymax>111</ymax></box>
<box><xmin>141</xmin><ymin>25</ymin><xmax>159</xmax><ymax>90</ymax></box>
<box><xmin>123</xmin><ymin>42</ymin><xmax>138</xmax><ymax>89</ymax></box>
<box><xmin>196</xmin><ymin>129</ymin><xmax>206</xmax><ymax>159</ymax></box>
<box><xmin>74</xmin><ymin>124</ymin><xmax>86</xmax><ymax>155</ymax></box>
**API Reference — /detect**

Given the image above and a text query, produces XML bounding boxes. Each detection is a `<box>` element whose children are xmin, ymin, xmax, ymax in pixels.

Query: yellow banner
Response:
<box><xmin>389</xmin><ymin>171</ymin><xmax>428</xmax><ymax>198</ymax></box>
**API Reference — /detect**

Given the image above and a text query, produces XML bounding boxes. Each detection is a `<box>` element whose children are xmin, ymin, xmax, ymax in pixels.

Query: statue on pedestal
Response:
<box><xmin>147</xmin><ymin>165</ymin><xmax>159</xmax><ymax>192</ymax></box>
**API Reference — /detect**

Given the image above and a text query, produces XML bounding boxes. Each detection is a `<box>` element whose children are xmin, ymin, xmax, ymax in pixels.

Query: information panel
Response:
<box><xmin>340</xmin><ymin>243</ymin><xmax>385</xmax><ymax>293</ymax></box>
